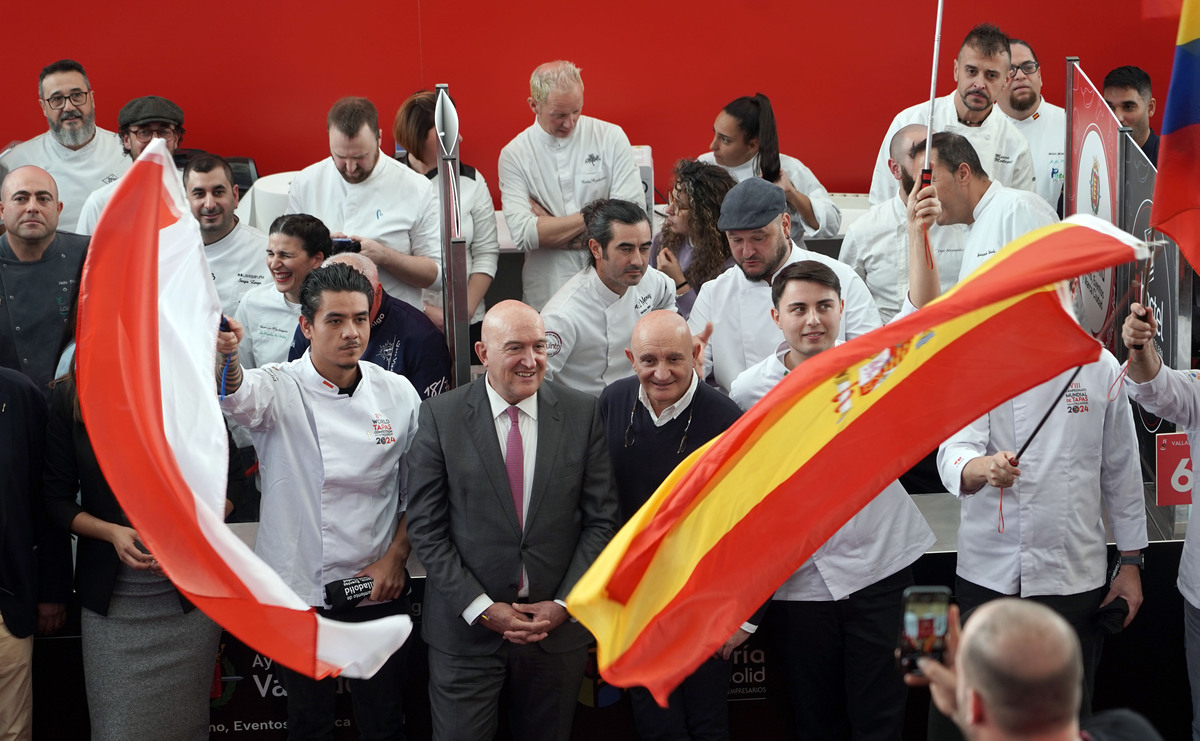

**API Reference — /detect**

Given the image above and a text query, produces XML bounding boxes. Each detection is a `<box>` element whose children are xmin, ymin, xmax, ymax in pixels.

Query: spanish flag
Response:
<box><xmin>567</xmin><ymin>216</ymin><xmax>1148</xmax><ymax>705</ymax></box>
<box><xmin>1152</xmin><ymin>0</ymin><xmax>1200</xmax><ymax>265</ymax></box>
<box><xmin>76</xmin><ymin>140</ymin><xmax>411</xmax><ymax>679</ymax></box>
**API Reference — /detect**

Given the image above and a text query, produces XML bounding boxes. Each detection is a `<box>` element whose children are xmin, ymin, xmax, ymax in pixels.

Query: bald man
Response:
<box><xmin>289</xmin><ymin>251</ymin><xmax>451</xmax><ymax>398</ymax></box>
<box><xmin>912</xmin><ymin>599</ymin><xmax>1163</xmax><ymax>741</ymax></box>
<box><xmin>839</xmin><ymin>124</ymin><xmax>967</xmax><ymax>322</ymax></box>
<box><xmin>597</xmin><ymin>309</ymin><xmax>753</xmax><ymax>739</ymax></box>
<box><xmin>406</xmin><ymin>300</ymin><xmax>619</xmax><ymax>741</ymax></box>
<box><xmin>0</xmin><ymin>166</ymin><xmax>88</xmax><ymax>389</ymax></box>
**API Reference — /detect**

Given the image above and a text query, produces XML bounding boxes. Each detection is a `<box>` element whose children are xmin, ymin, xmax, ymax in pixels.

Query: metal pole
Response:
<box><xmin>435</xmin><ymin>84</ymin><xmax>471</xmax><ymax>387</ymax></box>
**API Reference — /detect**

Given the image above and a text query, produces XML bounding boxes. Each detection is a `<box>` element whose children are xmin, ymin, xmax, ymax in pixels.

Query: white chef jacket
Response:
<box><xmin>730</xmin><ymin>343</ymin><xmax>935</xmax><ymax>600</ymax></box>
<box><xmin>688</xmin><ymin>242</ymin><xmax>882</xmax><ymax>394</ymax></box>
<box><xmin>838</xmin><ymin>193</ymin><xmax>967</xmax><ymax>322</ymax></box>
<box><xmin>1125</xmin><ymin>366</ymin><xmax>1200</xmax><ymax>609</ymax></box>
<box><xmin>938</xmin><ymin>352</ymin><xmax>1147</xmax><ymax>597</ymax></box>
<box><xmin>697</xmin><ymin>151</ymin><xmax>841</xmax><ymax>239</ymax></box>
<box><xmin>542</xmin><ymin>265</ymin><xmax>675</xmax><ymax>397</ymax></box>
<box><xmin>287</xmin><ymin>151</ymin><xmax>441</xmax><ymax>309</ymax></box>
<box><xmin>206</xmin><ymin>219</ymin><xmax>268</xmax><ymax>315</ymax></box>
<box><xmin>497</xmin><ymin>116</ymin><xmax>644</xmax><ymax>311</ymax></box>
<box><xmin>0</xmin><ymin>128</ymin><xmax>128</xmax><ymax>229</ymax></box>
<box><xmin>220</xmin><ymin>353</ymin><xmax>421</xmax><ymax>607</ymax></box>
<box><xmin>868</xmin><ymin>93</ymin><xmax>1037</xmax><ymax>206</ymax></box>
<box><xmin>233</xmin><ymin>282</ymin><xmax>301</xmax><ymax>369</ymax></box>
<box><xmin>76</xmin><ymin>166</ymin><xmax>185</xmax><ymax>235</ymax></box>
<box><xmin>957</xmin><ymin>181</ymin><xmax>1059</xmax><ymax>282</ymax></box>
<box><xmin>1000</xmin><ymin>101</ymin><xmax>1067</xmax><ymax>210</ymax></box>
<box><xmin>420</xmin><ymin>165</ymin><xmax>500</xmax><ymax>324</ymax></box>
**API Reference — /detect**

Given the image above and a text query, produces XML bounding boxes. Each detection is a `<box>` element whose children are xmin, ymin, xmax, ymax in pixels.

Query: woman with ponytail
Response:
<box><xmin>701</xmin><ymin>92</ymin><xmax>842</xmax><ymax>239</ymax></box>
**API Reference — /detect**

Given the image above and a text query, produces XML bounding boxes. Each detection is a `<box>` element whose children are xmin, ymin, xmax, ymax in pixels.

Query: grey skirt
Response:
<box><xmin>81</xmin><ymin>565</ymin><xmax>221</xmax><ymax>741</ymax></box>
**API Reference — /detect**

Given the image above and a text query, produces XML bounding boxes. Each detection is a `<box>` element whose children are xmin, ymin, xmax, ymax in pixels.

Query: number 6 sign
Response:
<box><xmin>1157</xmin><ymin>432</ymin><xmax>1194</xmax><ymax>506</ymax></box>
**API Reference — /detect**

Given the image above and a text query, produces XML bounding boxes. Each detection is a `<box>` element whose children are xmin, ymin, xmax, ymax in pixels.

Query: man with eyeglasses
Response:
<box><xmin>540</xmin><ymin>199</ymin><xmax>674</xmax><ymax>397</ymax></box>
<box><xmin>0</xmin><ymin>60</ymin><xmax>128</xmax><ymax>229</ymax></box>
<box><xmin>998</xmin><ymin>40</ymin><xmax>1066</xmax><ymax>211</ymax></box>
<box><xmin>597</xmin><ymin>309</ymin><xmax>752</xmax><ymax>740</ymax></box>
<box><xmin>868</xmin><ymin>23</ymin><xmax>1037</xmax><ymax>206</ymax></box>
<box><xmin>75</xmin><ymin>95</ymin><xmax>185</xmax><ymax>235</ymax></box>
<box><xmin>728</xmin><ymin>259</ymin><xmax>935</xmax><ymax>741</ymax></box>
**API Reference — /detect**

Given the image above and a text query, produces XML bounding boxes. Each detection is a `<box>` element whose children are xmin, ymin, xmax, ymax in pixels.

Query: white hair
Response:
<box><xmin>529</xmin><ymin>60</ymin><xmax>583</xmax><ymax>103</ymax></box>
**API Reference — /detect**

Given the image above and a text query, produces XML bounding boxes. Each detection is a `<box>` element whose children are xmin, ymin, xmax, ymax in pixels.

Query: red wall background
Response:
<box><xmin>1</xmin><ymin>1</ymin><xmax>1182</xmax><ymax>201</ymax></box>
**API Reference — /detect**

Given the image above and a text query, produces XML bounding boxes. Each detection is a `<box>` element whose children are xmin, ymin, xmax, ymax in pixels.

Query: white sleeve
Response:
<box><xmin>467</xmin><ymin>172</ymin><xmax>501</xmax><ymax>278</ymax></box>
<box><xmin>1006</xmin><ymin>138</ymin><xmax>1038</xmax><ymax>195</ymax></box>
<box><xmin>233</xmin><ymin>299</ymin><xmax>257</xmax><ymax>370</ymax></box>
<box><xmin>787</xmin><ymin>159</ymin><xmax>841</xmax><ymax>238</ymax></box>
<box><xmin>868</xmin><ymin>115</ymin><xmax>905</xmax><ymax>206</ymax></box>
<box><xmin>687</xmin><ymin>285</ymin><xmax>715</xmax><ymax>377</ymax></box>
<box><xmin>498</xmin><ymin>144</ymin><xmax>540</xmax><ymax>253</ymax></box>
<box><xmin>75</xmin><ymin>191</ymin><xmax>103</xmax><ymax>235</ymax></box>
<box><xmin>605</xmin><ymin>127</ymin><xmax>645</xmax><ymax>211</ymax></box>
<box><xmin>840</xmin><ymin>271</ymin><xmax>883</xmax><ymax>340</ymax></box>
<box><xmin>219</xmin><ymin>367</ymin><xmax>281</xmax><ymax>431</ymax></box>
<box><xmin>409</xmin><ymin>184</ymin><xmax>444</xmax><ymax>292</ymax></box>
<box><xmin>1100</xmin><ymin>371</ymin><xmax>1149</xmax><ymax>552</ymax></box>
<box><xmin>838</xmin><ymin>227</ymin><xmax>866</xmax><ymax>282</ymax></box>
<box><xmin>937</xmin><ymin>413</ymin><xmax>992</xmax><ymax>498</ymax></box>
<box><xmin>1126</xmin><ymin>365</ymin><xmax>1200</xmax><ymax>430</ymax></box>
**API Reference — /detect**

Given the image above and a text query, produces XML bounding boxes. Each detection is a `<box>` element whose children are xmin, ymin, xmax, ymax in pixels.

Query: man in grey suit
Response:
<box><xmin>407</xmin><ymin>299</ymin><xmax>619</xmax><ymax>741</ymax></box>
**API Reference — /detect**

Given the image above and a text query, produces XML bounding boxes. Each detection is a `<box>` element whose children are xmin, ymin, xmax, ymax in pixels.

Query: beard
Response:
<box><xmin>900</xmin><ymin>168</ymin><xmax>917</xmax><ymax>196</ymax></box>
<box><xmin>49</xmin><ymin>108</ymin><xmax>96</xmax><ymax>148</ymax></box>
<box><xmin>1009</xmin><ymin>88</ymin><xmax>1038</xmax><ymax>113</ymax></box>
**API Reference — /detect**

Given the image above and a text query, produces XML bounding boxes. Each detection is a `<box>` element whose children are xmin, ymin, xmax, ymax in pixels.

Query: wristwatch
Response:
<box><xmin>1110</xmin><ymin>553</ymin><xmax>1145</xmax><ymax>582</ymax></box>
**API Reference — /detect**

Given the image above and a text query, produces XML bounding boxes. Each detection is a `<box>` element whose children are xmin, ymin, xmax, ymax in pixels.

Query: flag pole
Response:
<box><xmin>919</xmin><ymin>0</ymin><xmax>945</xmax><ymax>269</ymax></box>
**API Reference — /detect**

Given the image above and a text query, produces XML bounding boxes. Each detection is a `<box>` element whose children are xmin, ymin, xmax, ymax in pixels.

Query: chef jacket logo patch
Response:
<box><xmin>545</xmin><ymin>331</ymin><xmax>563</xmax><ymax>357</ymax></box>
<box><xmin>585</xmin><ymin>153</ymin><xmax>601</xmax><ymax>166</ymax></box>
<box><xmin>372</xmin><ymin>413</ymin><xmax>396</xmax><ymax>445</ymax></box>
<box><xmin>1063</xmin><ymin>382</ymin><xmax>1089</xmax><ymax>414</ymax></box>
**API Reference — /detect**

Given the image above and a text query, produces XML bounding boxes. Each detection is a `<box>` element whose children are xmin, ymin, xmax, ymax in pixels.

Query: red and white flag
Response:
<box><xmin>76</xmin><ymin>139</ymin><xmax>411</xmax><ymax>679</ymax></box>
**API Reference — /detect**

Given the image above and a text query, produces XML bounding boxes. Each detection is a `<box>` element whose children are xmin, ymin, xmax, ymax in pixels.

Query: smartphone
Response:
<box><xmin>897</xmin><ymin>585</ymin><xmax>952</xmax><ymax>675</ymax></box>
<box><xmin>331</xmin><ymin>238</ymin><xmax>361</xmax><ymax>254</ymax></box>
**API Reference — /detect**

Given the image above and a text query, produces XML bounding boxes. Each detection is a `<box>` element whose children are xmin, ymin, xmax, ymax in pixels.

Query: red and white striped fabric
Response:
<box><xmin>75</xmin><ymin>139</ymin><xmax>411</xmax><ymax>679</ymax></box>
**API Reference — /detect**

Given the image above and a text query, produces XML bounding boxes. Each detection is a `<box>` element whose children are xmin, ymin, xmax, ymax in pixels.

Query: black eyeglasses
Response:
<box><xmin>43</xmin><ymin>91</ymin><xmax>92</xmax><ymax>110</ymax></box>
<box><xmin>1010</xmin><ymin>61</ymin><xmax>1040</xmax><ymax>76</ymax></box>
<box><xmin>625</xmin><ymin>397</ymin><xmax>694</xmax><ymax>454</ymax></box>
<box><xmin>129</xmin><ymin>126</ymin><xmax>178</xmax><ymax>143</ymax></box>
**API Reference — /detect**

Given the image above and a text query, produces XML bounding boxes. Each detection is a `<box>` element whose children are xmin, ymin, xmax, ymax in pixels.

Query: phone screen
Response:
<box><xmin>898</xmin><ymin>587</ymin><xmax>951</xmax><ymax>675</ymax></box>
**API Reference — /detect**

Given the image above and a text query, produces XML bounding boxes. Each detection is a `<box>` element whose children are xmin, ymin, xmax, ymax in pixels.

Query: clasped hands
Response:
<box><xmin>480</xmin><ymin>600</ymin><xmax>569</xmax><ymax>644</ymax></box>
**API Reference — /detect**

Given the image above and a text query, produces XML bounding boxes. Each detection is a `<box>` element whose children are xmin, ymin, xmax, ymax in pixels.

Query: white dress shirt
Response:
<box><xmin>640</xmin><ymin>371</ymin><xmax>699</xmax><ymax>426</ymax></box>
<box><xmin>0</xmin><ymin>128</ymin><xmax>128</xmax><ymax>228</ymax></box>
<box><xmin>287</xmin><ymin>151</ymin><xmax>441</xmax><ymax>309</ymax></box>
<box><xmin>542</xmin><ymin>266</ymin><xmax>675</xmax><ymax>396</ymax></box>
<box><xmin>697</xmin><ymin>151</ymin><xmax>841</xmax><ymax>238</ymax></box>
<box><xmin>868</xmin><ymin>93</ymin><xmax>1037</xmax><ymax>206</ymax></box>
<box><xmin>938</xmin><ymin>352</ymin><xmax>1147</xmax><ymax>597</ymax></box>
<box><xmin>461</xmin><ymin>379</ymin><xmax>540</xmax><ymax>624</ymax></box>
<box><xmin>688</xmin><ymin>242</ymin><xmax>882</xmax><ymax>394</ymax></box>
<box><xmin>838</xmin><ymin>193</ymin><xmax>967</xmax><ymax>322</ymax></box>
<box><xmin>730</xmin><ymin>342</ymin><xmax>935</xmax><ymax>600</ymax></box>
<box><xmin>220</xmin><ymin>353</ymin><xmax>421</xmax><ymax>607</ymax></box>
<box><xmin>1000</xmin><ymin>100</ymin><xmax>1067</xmax><ymax>210</ymax></box>
<box><xmin>497</xmin><ymin>116</ymin><xmax>644</xmax><ymax>310</ymax></box>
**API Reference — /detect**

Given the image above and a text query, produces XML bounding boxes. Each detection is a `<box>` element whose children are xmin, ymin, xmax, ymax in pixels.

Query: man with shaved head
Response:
<box><xmin>839</xmin><ymin>124</ymin><xmax>967</xmax><ymax>322</ymax></box>
<box><xmin>289</xmin><ymin>251</ymin><xmax>451</xmax><ymax>398</ymax></box>
<box><xmin>912</xmin><ymin>599</ymin><xmax>1163</xmax><ymax>740</ymax></box>
<box><xmin>0</xmin><ymin>166</ymin><xmax>88</xmax><ymax>389</ymax></box>
<box><xmin>407</xmin><ymin>299</ymin><xmax>619</xmax><ymax>741</ymax></box>
<box><xmin>598</xmin><ymin>309</ymin><xmax>752</xmax><ymax>739</ymax></box>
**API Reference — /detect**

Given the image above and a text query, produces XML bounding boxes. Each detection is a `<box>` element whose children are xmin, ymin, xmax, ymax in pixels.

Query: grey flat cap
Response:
<box><xmin>119</xmin><ymin>96</ymin><xmax>184</xmax><ymax>128</ymax></box>
<box><xmin>717</xmin><ymin>178</ymin><xmax>786</xmax><ymax>231</ymax></box>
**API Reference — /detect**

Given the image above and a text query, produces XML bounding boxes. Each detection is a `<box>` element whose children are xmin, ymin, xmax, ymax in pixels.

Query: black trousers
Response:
<box><xmin>765</xmin><ymin>567</ymin><xmax>913</xmax><ymax>741</ymax></box>
<box><xmin>925</xmin><ymin>577</ymin><xmax>1106</xmax><ymax>741</ymax></box>
<box><xmin>277</xmin><ymin>599</ymin><xmax>411</xmax><ymax>741</ymax></box>
<box><xmin>628</xmin><ymin>655</ymin><xmax>733</xmax><ymax>741</ymax></box>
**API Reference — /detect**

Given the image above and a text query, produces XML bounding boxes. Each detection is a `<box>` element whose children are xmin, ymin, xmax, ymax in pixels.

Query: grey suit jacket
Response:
<box><xmin>407</xmin><ymin>376</ymin><xmax>618</xmax><ymax>655</ymax></box>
